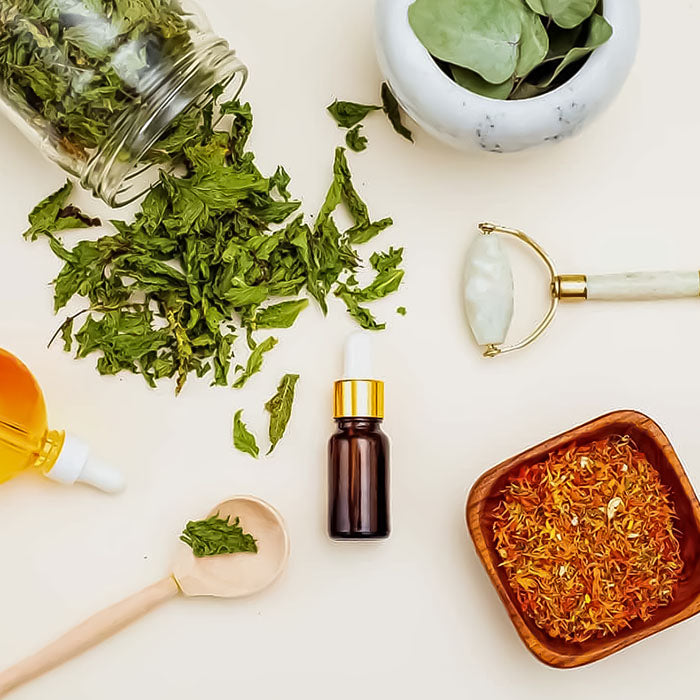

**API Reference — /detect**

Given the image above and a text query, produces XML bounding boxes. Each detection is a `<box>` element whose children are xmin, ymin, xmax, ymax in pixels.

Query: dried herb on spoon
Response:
<box><xmin>181</xmin><ymin>514</ymin><xmax>258</xmax><ymax>557</ymax></box>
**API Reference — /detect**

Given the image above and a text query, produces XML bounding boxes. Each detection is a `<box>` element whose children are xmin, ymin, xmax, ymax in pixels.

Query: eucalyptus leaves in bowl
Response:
<box><xmin>374</xmin><ymin>0</ymin><xmax>640</xmax><ymax>152</ymax></box>
<box><xmin>408</xmin><ymin>0</ymin><xmax>612</xmax><ymax>100</ymax></box>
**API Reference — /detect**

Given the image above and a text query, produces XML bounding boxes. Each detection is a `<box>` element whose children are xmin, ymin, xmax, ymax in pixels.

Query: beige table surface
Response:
<box><xmin>1</xmin><ymin>1</ymin><xmax>699</xmax><ymax>698</ymax></box>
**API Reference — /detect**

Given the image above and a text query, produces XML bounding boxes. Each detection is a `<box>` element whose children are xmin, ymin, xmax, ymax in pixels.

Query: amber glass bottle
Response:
<box><xmin>328</xmin><ymin>334</ymin><xmax>390</xmax><ymax>540</ymax></box>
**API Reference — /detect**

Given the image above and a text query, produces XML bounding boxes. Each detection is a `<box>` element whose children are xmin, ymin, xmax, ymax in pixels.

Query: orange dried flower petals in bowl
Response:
<box><xmin>467</xmin><ymin>411</ymin><xmax>700</xmax><ymax>668</ymax></box>
<box><xmin>492</xmin><ymin>435</ymin><xmax>683</xmax><ymax>643</ymax></box>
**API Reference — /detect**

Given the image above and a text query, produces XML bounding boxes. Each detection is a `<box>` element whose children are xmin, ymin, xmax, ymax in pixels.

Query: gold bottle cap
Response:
<box><xmin>333</xmin><ymin>379</ymin><xmax>384</xmax><ymax>419</ymax></box>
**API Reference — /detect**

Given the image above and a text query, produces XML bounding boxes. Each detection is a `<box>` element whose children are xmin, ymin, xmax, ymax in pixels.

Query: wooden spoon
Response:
<box><xmin>0</xmin><ymin>495</ymin><xmax>290</xmax><ymax>697</ymax></box>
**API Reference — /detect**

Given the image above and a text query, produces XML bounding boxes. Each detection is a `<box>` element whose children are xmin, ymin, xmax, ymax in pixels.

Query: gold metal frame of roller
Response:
<box><xmin>478</xmin><ymin>222</ymin><xmax>587</xmax><ymax>358</ymax></box>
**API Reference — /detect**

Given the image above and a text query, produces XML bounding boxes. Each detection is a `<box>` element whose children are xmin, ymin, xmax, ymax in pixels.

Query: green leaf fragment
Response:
<box><xmin>265</xmin><ymin>374</ymin><xmax>299</xmax><ymax>454</ymax></box>
<box><xmin>181</xmin><ymin>514</ymin><xmax>258</xmax><ymax>557</ymax></box>
<box><xmin>333</xmin><ymin>246</ymin><xmax>405</xmax><ymax>328</ymax></box>
<box><xmin>371</xmin><ymin>246</ymin><xmax>404</xmax><ymax>274</ymax></box>
<box><xmin>233</xmin><ymin>409</ymin><xmax>260</xmax><ymax>458</ymax></box>
<box><xmin>381</xmin><ymin>83</ymin><xmax>414</xmax><ymax>142</ymax></box>
<box><xmin>347</xmin><ymin>218</ymin><xmax>393</xmax><ymax>246</ymax></box>
<box><xmin>233</xmin><ymin>336</ymin><xmax>278</xmax><ymax>389</ymax></box>
<box><xmin>335</xmin><ymin>287</ymin><xmax>386</xmax><ymax>330</ymax></box>
<box><xmin>355</xmin><ymin>268</ymin><xmax>405</xmax><ymax>302</ymax></box>
<box><xmin>60</xmin><ymin>317</ymin><xmax>74</xmax><ymax>351</ymax></box>
<box><xmin>270</xmin><ymin>166</ymin><xmax>293</xmax><ymax>200</ymax></box>
<box><xmin>24</xmin><ymin>180</ymin><xmax>101</xmax><ymax>241</ymax></box>
<box><xmin>397</xmin><ymin>306</ymin><xmax>407</xmax><ymax>316</ymax></box>
<box><xmin>346</xmin><ymin>125</ymin><xmax>368</xmax><ymax>152</ymax></box>
<box><xmin>327</xmin><ymin>100</ymin><xmax>381</xmax><ymax>128</ymax></box>
<box><xmin>254</xmin><ymin>299</ymin><xmax>309</xmax><ymax>329</ymax></box>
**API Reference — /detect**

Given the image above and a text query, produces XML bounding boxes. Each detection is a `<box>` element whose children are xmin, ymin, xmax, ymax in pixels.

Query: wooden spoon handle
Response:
<box><xmin>0</xmin><ymin>576</ymin><xmax>179</xmax><ymax>697</ymax></box>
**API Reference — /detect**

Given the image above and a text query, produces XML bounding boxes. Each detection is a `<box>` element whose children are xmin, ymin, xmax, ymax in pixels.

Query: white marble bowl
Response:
<box><xmin>375</xmin><ymin>0</ymin><xmax>640</xmax><ymax>152</ymax></box>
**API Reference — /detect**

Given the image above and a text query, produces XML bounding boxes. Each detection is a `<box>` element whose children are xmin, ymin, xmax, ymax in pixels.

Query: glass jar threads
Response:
<box><xmin>0</xmin><ymin>0</ymin><xmax>247</xmax><ymax>206</ymax></box>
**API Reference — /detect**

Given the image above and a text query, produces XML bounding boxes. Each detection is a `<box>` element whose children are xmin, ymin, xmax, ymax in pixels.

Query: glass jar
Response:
<box><xmin>0</xmin><ymin>0</ymin><xmax>247</xmax><ymax>206</ymax></box>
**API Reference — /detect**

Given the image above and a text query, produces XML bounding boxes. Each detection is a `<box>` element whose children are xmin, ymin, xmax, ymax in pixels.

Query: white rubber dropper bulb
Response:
<box><xmin>45</xmin><ymin>434</ymin><xmax>126</xmax><ymax>493</ymax></box>
<box><xmin>344</xmin><ymin>332</ymin><xmax>374</xmax><ymax>379</ymax></box>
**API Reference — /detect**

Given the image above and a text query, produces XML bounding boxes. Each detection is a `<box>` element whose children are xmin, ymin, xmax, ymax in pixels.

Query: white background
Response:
<box><xmin>1</xmin><ymin>1</ymin><xmax>699</xmax><ymax>698</ymax></box>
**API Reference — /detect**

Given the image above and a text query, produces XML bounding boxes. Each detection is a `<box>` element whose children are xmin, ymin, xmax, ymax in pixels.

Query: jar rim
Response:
<box><xmin>82</xmin><ymin>38</ymin><xmax>247</xmax><ymax>208</ymax></box>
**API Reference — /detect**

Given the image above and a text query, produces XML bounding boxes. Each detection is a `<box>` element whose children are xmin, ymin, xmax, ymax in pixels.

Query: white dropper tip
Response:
<box><xmin>46</xmin><ymin>434</ymin><xmax>126</xmax><ymax>494</ymax></box>
<box><xmin>78</xmin><ymin>457</ymin><xmax>126</xmax><ymax>493</ymax></box>
<box><xmin>344</xmin><ymin>332</ymin><xmax>374</xmax><ymax>379</ymax></box>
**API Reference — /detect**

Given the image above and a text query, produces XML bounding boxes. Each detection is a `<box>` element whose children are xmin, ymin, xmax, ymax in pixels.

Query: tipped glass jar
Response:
<box><xmin>0</xmin><ymin>0</ymin><xmax>246</xmax><ymax>206</ymax></box>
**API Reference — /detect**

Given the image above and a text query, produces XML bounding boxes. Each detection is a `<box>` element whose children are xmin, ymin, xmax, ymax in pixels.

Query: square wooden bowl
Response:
<box><xmin>466</xmin><ymin>410</ymin><xmax>700</xmax><ymax>668</ymax></box>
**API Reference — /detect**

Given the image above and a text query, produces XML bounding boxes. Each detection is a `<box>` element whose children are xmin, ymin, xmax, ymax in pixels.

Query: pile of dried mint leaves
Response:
<box><xmin>180</xmin><ymin>514</ymin><xmax>257</xmax><ymax>557</ymax></box>
<box><xmin>25</xmin><ymin>92</ymin><xmax>405</xmax><ymax>456</ymax></box>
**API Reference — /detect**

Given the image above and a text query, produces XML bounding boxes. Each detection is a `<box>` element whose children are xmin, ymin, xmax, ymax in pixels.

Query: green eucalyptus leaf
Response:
<box><xmin>537</xmin><ymin>13</ymin><xmax>612</xmax><ymax>88</ymax></box>
<box><xmin>514</xmin><ymin>3</ymin><xmax>549</xmax><ymax>77</ymax></box>
<box><xmin>510</xmin><ymin>80</ymin><xmax>548</xmax><ymax>100</ymax></box>
<box><xmin>525</xmin><ymin>0</ymin><xmax>598</xmax><ymax>29</ymax></box>
<box><xmin>545</xmin><ymin>23</ymin><xmax>586</xmax><ymax>60</ymax></box>
<box><xmin>408</xmin><ymin>0</ymin><xmax>523</xmax><ymax>84</ymax></box>
<box><xmin>451</xmin><ymin>65</ymin><xmax>515</xmax><ymax>99</ymax></box>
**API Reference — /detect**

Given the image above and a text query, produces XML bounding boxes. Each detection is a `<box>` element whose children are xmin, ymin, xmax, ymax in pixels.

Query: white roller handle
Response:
<box><xmin>586</xmin><ymin>271</ymin><xmax>700</xmax><ymax>301</ymax></box>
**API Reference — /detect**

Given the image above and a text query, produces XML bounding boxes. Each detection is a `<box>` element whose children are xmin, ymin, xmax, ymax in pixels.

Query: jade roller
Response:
<box><xmin>464</xmin><ymin>222</ymin><xmax>700</xmax><ymax>357</ymax></box>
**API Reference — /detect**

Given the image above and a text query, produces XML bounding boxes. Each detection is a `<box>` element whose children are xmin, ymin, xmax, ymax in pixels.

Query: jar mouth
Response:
<box><xmin>82</xmin><ymin>38</ymin><xmax>247</xmax><ymax>208</ymax></box>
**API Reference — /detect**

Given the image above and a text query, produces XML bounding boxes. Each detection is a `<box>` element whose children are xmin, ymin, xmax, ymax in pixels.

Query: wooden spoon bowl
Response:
<box><xmin>174</xmin><ymin>496</ymin><xmax>290</xmax><ymax>598</ymax></box>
